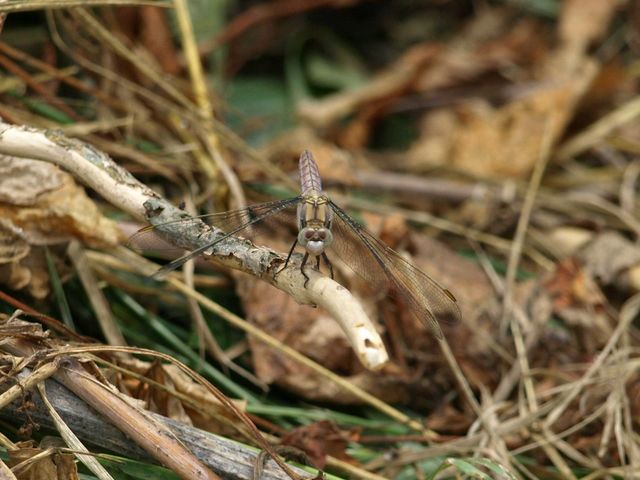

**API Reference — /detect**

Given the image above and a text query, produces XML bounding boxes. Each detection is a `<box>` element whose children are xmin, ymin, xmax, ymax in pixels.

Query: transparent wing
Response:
<box><xmin>327</xmin><ymin>200</ymin><xmax>461</xmax><ymax>338</ymax></box>
<box><xmin>128</xmin><ymin>198</ymin><xmax>300</xmax><ymax>249</ymax></box>
<box><xmin>128</xmin><ymin>197</ymin><xmax>302</xmax><ymax>277</ymax></box>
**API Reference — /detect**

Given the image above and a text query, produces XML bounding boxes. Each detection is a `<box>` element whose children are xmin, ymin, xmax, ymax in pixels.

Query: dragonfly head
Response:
<box><xmin>298</xmin><ymin>226</ymin><xmax>333</xmax><ymax>256</ymax></box>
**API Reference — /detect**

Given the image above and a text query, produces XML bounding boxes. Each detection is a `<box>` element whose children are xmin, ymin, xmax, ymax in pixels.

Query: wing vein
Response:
<box><xmin>151</xmin><ymin>196</ymin><xmax>302</xmax><ymax>277</ymax></box>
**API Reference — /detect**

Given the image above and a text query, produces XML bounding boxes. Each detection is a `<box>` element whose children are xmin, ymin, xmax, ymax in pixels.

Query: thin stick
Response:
<box><xmin>544</xmin><ymin>293</ymin><xmax>640</xmax><ymax>428</ymax></box>
<box><xmin>556</xmin><ymin>94</ymin><xmax>640</xmax><ymax>162</ymax></box>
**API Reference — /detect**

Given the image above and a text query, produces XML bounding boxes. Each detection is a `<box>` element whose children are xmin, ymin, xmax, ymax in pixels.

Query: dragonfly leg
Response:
<box><xmin>300</xmin><ymin>252</ymin><xmax>310</xmax><ymax>287</ymax></box>
<box><xmin>275</xmin><ymin>238</ymin><xmax>298</xmax><ymax>279</ymax></box>
<box><xmin>315</xmin><ymin>256</ymin><xmax>321</xmax><ymax>271</ymax></box>
<box><xmin>322</xmin><ymin>252</ymin><xmax>334</xmax><ymax>279</ymax></box>
<box><xmin>283</xmin><ymin>238</ymin><xmax>298</xmax><ymax>269</ymax></box>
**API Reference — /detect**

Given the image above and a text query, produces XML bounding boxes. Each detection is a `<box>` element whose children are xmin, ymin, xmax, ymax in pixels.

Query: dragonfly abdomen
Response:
<box><xmin>299</xmin><ymin>150</ymin><xmax>323</xmax><ymax>195</ymax></box>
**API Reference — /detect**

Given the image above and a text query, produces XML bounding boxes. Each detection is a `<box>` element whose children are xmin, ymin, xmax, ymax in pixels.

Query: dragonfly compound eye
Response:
<box><xmin>321</xmin><ymin>228</ymin><xmax>333</xmax><ymax>246</ymax></box>
<box><xmin>298</xmin><ymin>228</ymin><xmax>313</xmax><ymax>246</ymax></box>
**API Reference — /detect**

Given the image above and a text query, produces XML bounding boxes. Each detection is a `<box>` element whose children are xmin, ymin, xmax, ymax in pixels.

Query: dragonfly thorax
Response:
<box><xmin>296</xmin><ymin>192</ymin><xmax>333</xmax><ymax>257</ymax></box>
<box><xmin>298</xmin><ymin>225</ymin><xmax>333</xmax><ymax>256</ymax></box>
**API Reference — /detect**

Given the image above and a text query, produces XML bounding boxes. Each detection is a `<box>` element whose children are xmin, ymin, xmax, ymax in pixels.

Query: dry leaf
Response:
<box><xmin>0</xmin><ymin>158</ymin><xmax>122</xmax><ymax>248</ymax></box>
<box><xmin>425</xmin><ymin>404</ymin><xmax>473</xmax><ymax>435</ymax></box>
<box><xmin>577</xmin><ymin>231</ymin><xmax>640</xmax><ymax>285</ymax></box>
<box><xmin>9</xmin><ymin>440</ymin><xmax>78</xmax><ymax>480</ymax></box>
<box><xmin>117</xmin><ymin>358</ymin><xmax>248</xmax><ymax>437</ymax></box>
<box><xmin>545</xmin><ymin>258</ymin><xmax>605</xmax><ymax>312</ymax></box>
<box><xmin>0</xmin><ymin>156</ymin><xmax>123</xmax><ymax>297</ymax></box>
<box><xmin>544</xmin><ymin>258</ymin><xmax>612</xmax><ymax>351</ymax></box>
<box><xmin>410</xmin><ymin>235</ymin><xmax>489</xmax><ymax>339</ymax></box>
<box><xmin>240</xmin><ymin>276</ymin><xmax>360</xmax><ymax>381</ymax></box>
<box><xmin>0</xmin><ymin>221</ymin><xmax>30</xmax><ymax>264</ymax></box>
<box><xmin>0</xmin><ymin>245</ymin><xmax>51</xmax><ymax>299</ymax></box>
<box><xmin>545</xmin><ymin>0</ymin><xmax>620</xmax><ymax>79</ymax></box>
<box><xmin>451</xmin><ymin>83</ymin><xmax>577</xmax><ymax>179</ymax></box>
<box><xmin>408</xmin><ymin>0</ymin><xmax>619</xmax><ymax>179</ymax></box>
<box><xmin>281</xmin><ymin>420</ymin><xmax>355</xmax><ymax>469</ymax></box>
<box><xmin>545</xmin><ymin>226</ymin><xmax>593</xmax><ymax>259</ymax></box>
<box><xmin>132</xmin><ymin>360</ymin><xmax>193</xmax><ymax>426</ymax></box>
<box><xmin>0</xmin><ymin>156</ymin><xmax>65</xmax><ymax>205</ymax></box>
<box><xmin>297</xmin><ymin>8</ymin><xmax>547</xmax><ymax>146</ymax></box>
<box><xmin>415</xmin><ymin>11</ymin><xmax>544</xmax><ymax>92</ymax></box>
<box><xmin>409</xmin><ymin>65</ymin><xmax>595</xmax><ymax>179</ymax></box>
<box><xmin>558</xmin><ymin>0</ymin><xmax>620</xmax><ymax>51</ymax></box>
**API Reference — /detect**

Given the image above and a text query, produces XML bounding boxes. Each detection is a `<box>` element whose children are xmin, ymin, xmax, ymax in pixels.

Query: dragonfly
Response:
<box><xmin>131</xmin><ymin>151</ymin><xmax>461</xmax><ymax>338</ymax></box>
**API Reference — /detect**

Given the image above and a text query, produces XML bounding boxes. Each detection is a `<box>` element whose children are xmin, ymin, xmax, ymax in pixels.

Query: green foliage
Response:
<box><xmin>427</xmin><ymin>457</ymin><xmax>518</xmax><ymax>480</ymax></box>
<box><xmin>93</xmin><ymin>454</ymin><xmax>181</xmax><ymax>480</ymax></box>
<box><xmin>45</xmin><ymin>247</ymin><xmax>75</xmax><ymax>330</ymax></box>
<box><xmin>224</xmin><ymin>76</ymin><xmax>294</xmax><ymax>146</ymax></box>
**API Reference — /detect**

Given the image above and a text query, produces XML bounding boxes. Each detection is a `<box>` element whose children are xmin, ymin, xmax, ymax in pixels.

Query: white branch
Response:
<box><xmin>0</xmin><ymin>123</ymin><xmax>389</xmax><ymax>369</ymax></box>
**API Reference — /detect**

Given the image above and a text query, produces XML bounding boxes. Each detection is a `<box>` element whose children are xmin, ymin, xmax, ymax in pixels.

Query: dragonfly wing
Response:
<box><xmin>327</xmin><ymin>200</ymin><xmax>461</xmax><ymax>338</ymax></box>
<box><xmin>129</xmin><ymin>197</ymin><xmax>302</xmax><ymax>277</ymax></box>
<box><xmin>128</xmin><ymin>198</ymin><xmax>301</xmax><ymax>249</ymax></box>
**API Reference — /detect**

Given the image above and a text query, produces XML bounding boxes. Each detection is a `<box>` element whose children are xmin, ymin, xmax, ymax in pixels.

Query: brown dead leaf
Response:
<box><xmin>406</xmin><ymin>234</ymin><xmax>502</xmax><ymax>392</ymax></box>
<box><xmin>9</xmin><ymin>440</ymin><xmax>78</xmax><ymax>480</ymax></box>
<box><xmin>0</xmin><ymin>156</ymin><xmax>64</xmax><ymax>205</ymax></box>
<box><xmin>131</xmin><ymin>360</ymin><xmax>193</xmax><ymax>426</ymax></box>
<box><xmin>458</xmin><ymin>82</ymin><xmax>575</xmax><ymax>178</ymax></box>
<box><xmin>0</xmin><ymin>259</ymin><xmax>31</xmax><ymax>292</ymax></box>
<box><xmin>410</xmin><ymin>65</ymin><xmax>595</xmax><ymax>179</ymax></box>
<box><xmin>403</xmin><ymin>109</ymin><xmax>459</xmax><ymax>174</ymax></box>
<box><xmin>544</xmin><ymin>258</ymin><xmax>605</xmax><ymax>312</ymax></box>
<box><xmin>16</xmin><ymin>250</ymin><xmax>51</xmax><ymax>300</ymax></box>
<box><xmin>455</xmin><ymin>352</ymin><xmax>502</xmax><ymax>391</ymax></box>
<box><xmin>0</xmin><ymin>246</ymin><xmax>52</xmax><ymax>299</ymax></box>
<box><xmin>578</xmin><ymin>59</ymin><xmax>637</xmax><ymax>116</ymax></box>
<box><xmin>117</xmin><ymin>358</ymin><xmax>248</xmax><ymax>437</ymax></box>
<box><xmin>240</xmin><ymin>274</ymin><xmax>361</xmax><ymax>379</ymax></box>
<box><xmin>296</xmin><ymin>8</ymin><xmax>545</xmax><ymax>130</ymax></box>
<box><xmin>416</xmin><ymin>11</ymin><xmax>545</xmax><ymax>92</ymax></box>
<box><xmin>0</xmin><ymin>159</ymin><xmax>122</xmax><ymax>248</ymax></box>
<box><xmin>408</xmin><ymin>0</ymin><xmax>620</xmax><ymax>179</ymax></box>
<box><xmin>281</xmin><ymin>420</ymin><xmax>355</xmax><ymax>469</ymax></box>
<box><xmin>410</xmin><ymin>235</ymin><xmax>490</xmax><ymax>339</ymax></box>
<box><xmin>297</xmin><ymin>8</ymin><xmax>548</xmax><ymax>146</ymax></box>
<box><xmin>558</xmin><ymin>0</ymin><xmax>620</xmax><ymax>51</ymax></box>
<box><xmin>425</xmin><ymin>404</ymin><xmax>473</xmax><ymax>435</ymax></box>
<box><xmin>545</xmin><ymin>0</ymin><xmax>620</xmax><ymax>80</ymax></box>
<box><xmin>0</xmin><ymin>157</ymin><xmax>123</xmax><ymax>297</ymax></box>
<box><xmin>577</xmin><ymin>231</ymin><xmax>640</xmax><ymax>286</ymax></box>
<box><xmin>0</xmin><ymin>221</ymin><xmax>30</xmax><ymax>264</ymax></box>
<box><xmin>544</xmin><ymin>257</ymin><xmax>612</xmax><ymax>351</ymax></box>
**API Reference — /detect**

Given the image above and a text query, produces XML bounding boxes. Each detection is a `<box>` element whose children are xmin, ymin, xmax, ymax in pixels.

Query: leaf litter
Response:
<box><xmin>0</xmin><ymin>1</ymin><xmax>639</xmax><ymax>479</ymax></box>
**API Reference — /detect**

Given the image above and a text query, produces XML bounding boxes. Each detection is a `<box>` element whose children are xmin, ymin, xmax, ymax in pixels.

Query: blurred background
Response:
<box><xmin>0</xmin><ymin>1</ymin><xmax>639</xmax><ymax>479</ymax></box>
